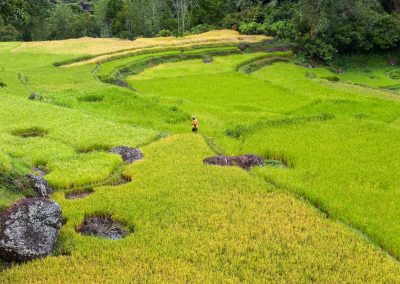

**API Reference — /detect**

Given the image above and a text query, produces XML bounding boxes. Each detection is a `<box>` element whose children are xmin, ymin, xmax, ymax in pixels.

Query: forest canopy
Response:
<box><xmin>1</xmin><ymin>0</ymin><xmax>399</xmax><ymax>61</ymax></box>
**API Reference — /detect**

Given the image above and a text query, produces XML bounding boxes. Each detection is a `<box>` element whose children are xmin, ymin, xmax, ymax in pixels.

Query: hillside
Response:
<box><xmin>0</xmin><ymin>31</ymin><xmax>400</xmax><ymax>282</ymax></box>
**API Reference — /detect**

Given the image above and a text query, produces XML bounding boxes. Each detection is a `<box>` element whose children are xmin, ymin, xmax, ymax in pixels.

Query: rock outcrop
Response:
<box><xmin>110</xmin><ymin>146</ymin><xmax>144</xmax><ymax>164</ymax></box>
<box><xmin>27</xmin><ymin>174</ymin><xmax>53</xmax><ymax>198</ymax></box>
<box><xmin>203</xmin><ymin>57</ymin><xmax>213</xmax><ymax>63</ymax></box>
<box><xmin>0</xmin><ymin>198</ymin><xmax>62</xmax><ymax>262</ymax></box>
<box><xmin>29</xmin><ymin>93</ymin><xmax>43</xmax><ymax>101</ymax></box>
<box><xmin>203</xmin><ymin>154</ymin><xmax>264</xmax><ymax>170</ymax></box>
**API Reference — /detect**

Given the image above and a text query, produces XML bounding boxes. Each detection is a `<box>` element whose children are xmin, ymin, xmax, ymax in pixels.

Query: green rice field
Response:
<box><xmin>0</xmin><ymin>34</ymin><xmax>400</xmax><ymax>282</ymax></box>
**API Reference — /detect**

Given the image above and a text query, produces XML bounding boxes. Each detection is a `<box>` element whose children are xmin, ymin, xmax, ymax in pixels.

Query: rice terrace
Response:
<box><xmin>1</xmin><ymin>0</ymin><xmax>400</xmax><ymax>283</ymax></box>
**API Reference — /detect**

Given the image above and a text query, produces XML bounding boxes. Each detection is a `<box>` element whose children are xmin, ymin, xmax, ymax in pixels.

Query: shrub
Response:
<box><xmin>299</xmin><ymin>39</ymin><xmax>337</xmax><ymax>63</ymax></box>
<box><xmin>0</xmin><ymin>80</ymin><xmax>6</xmax><ymax>88</ymax></box>
<box><xmin>189</xmin><ymin>24</ymin><xmax>216</xmax><ymax>35</ymax></box>
<box><xmin>387</xmin><ymin>70</ymin><xmax>400</xmax><ymax>80</ymax></box>
<box><xmin>239</xmin><ymin>22</ymin><xmax>267</xmax><ymax>35</ymax></box>
<box><xmin>157</xmin><ymin>29</ymin><xmax>173</xmax><ymax>37</ymax></box>
<box><xmin>222</xmin><ymin>13</ymin><xmax>241</xmax><ymax>30</ymax></box>
<box><xmin>118</xmin><ymin>31</ymin><xmax>134</xmax><ymax>40</ymax></box>
<box><xmin>78</xmin><ymin>94</ymin><xmax>104</xmax><ymax>103</ymax></box>
<box><xmin>371</xmin><ymin>15</ymin><xmax>400</xmax><ymax>49</ymax></box>
<box><xmin>270</xmin><ymin>21</ymin><xmax>296</xmax><ymax>39</ymax></box>
<box><xmin>0</xmin><ymin>25</ymin><xmax>21</xmax><ymax>41</ymax></box>
<box><xmin>322</xmin><ymin>76</ymin><xmax>341</xmax><ymax>82</ymax></box>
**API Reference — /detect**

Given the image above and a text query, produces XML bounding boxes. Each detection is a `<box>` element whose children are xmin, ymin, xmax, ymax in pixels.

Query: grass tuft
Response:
<box><xmin>11</xmin><ymin>127</ymin><xmax>48</xmax><ymax>138</ymax></box>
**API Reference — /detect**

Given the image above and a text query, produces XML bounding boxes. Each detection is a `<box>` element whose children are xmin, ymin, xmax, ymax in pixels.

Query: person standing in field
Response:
<box><xmin>192</xmin><ymin>116</ymin><xmax>198</xmax><ymax>133</ymax></box>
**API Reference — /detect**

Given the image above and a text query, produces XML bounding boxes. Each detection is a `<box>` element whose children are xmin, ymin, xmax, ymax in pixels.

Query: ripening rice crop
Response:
<box><xmin>0</xmin><ymin>34</ymin><xmax>400</xmax><ymax>282</ymax></box>
<box><xmin>13</xmin><ymin>30</ymin><xmax>267</xmax><ymax>56</ymax></box>
<box><xmin>2</xmin><ymin>135</ymin><xmax>400</xmax><ymax>282</ymax></box>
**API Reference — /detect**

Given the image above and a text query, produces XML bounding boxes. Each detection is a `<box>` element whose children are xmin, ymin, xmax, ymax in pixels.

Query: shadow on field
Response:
<box><xmin>11</xmin><ymin>127</ymin><xmax>48</xmax><ymax>138</ymax></box>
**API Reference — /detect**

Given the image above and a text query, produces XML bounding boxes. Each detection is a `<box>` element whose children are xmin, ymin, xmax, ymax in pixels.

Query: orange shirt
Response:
<box><xmin>193</xmin><ymin>119</ymin><xmax>198</xmax><ymax>128</ymax></box>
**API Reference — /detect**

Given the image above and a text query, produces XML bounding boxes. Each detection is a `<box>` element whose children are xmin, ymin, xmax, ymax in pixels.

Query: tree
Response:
<box><xmin>169</xmin><ymin>0</ymin><xmax>200</xmax><ymax>34</ymax></box>
<box><xmin>0</xmin><ymin>0</ymin><xmax>29</xmax><ymax>28</ymax></box>
<box><xmin>193</xmin><ymin>0</ymin><xmax>228</xmax><ymax>25</ymax></box>
<box><xmin>48</xmin><ymin>4</ymin><xmax>81</xmax><ymax>39</ymax></box>
<box><xmin>22</xmin><ymin>0</ymin><xmax>53</xmax><ymax>40</ymax></box>
<box><xmin>119</xmin><ymin>0</ymin><xmax>169</xmax><ymax>37</ymax></box>
<box><xmin>94</xmin><ymin>0</ymin><xmax>124</xmax><ymax>37</ymax></box>
<box><xmin>379</xmin><ymin>0</ymin><xmax>400</xmax><ymax>13</ymax></box>
<box><xmin>0</xmin><ymin>24</ymin><xmax>20</xmax><ymax>41</ymax></box>
<box><xmin>292</xmin><ymin>0</ymin><xmax>388</xmax><ymax>61</ymax></box>
<box><xmin>371</xmin><ymin>14</ymin><xmax>400</xmax><ymax>48</ymax></box>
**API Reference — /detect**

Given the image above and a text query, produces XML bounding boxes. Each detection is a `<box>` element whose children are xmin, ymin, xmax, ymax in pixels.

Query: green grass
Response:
<box><xmin>0</xmin><ymin>152</ymin><xmax>11</xmax><ymax>173</ymax></box>
<box><xmin>46</xmin><ymin>152</ymin><xmax>122</xmax><ymax>189</ymax></box>
<box><xmin>0</xmin><ymin>39</ymin><xmax>400</xmax><ymax>282</ymax></box>
<box><xmin>309</xmin><ymin>54</ymin><xmax>400</xmax><ymax>92</ymax></box>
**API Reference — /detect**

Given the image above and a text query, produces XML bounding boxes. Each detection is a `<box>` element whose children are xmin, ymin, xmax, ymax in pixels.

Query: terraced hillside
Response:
<box><xmin>0</xmin><ymin>31</ymin><xmax>400</xmax><ymax>282</ymax></box>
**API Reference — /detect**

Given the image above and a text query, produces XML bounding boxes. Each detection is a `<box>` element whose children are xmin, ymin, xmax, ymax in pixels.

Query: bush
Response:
<box><xmin>299</xmin><ymin>39</ymin><xmax>337</xmax><ymax>63</ymax></box>
<box><xmin>118</xmin><ymin>31</ymin><xmax>134</xmax><ymax>40</ymax></box>
<box><xmin>223</xmin><ymin>4</ymin><xmax>265</xmax><ymax>30</ymax></box>
<box><xmin>387</xmin><ymin>70</ymin><xmax>400</xmax><ymax>80</ymax></box>
<box><xmin>222</xmin><ymin>13</ymin><xmax>241</xmax><ymax>30</ymax></box>
<box><xmin>157</xmin><ymin>29</ymin><xmax>173</xmax><ymax>37</ymax></box>
<box><xmin>322</xmin><ymin>76</ymin><xmax>341</xmax><ymax>82</ymax></box>
<box><xmin>189</xmin><ymin>24</ymin><xmax>216</xmax><ymax>35</ymax></box>
<box><xmin>0</xmin><ymin>25</ymin><xmax>21</xmax><ymax>41</ymax></box>
<box><xmin>238</xmin><ymin>22</ymin><xmax>267</xmax><ymax>35</ymax></box>
<box><xmin>371</xmin><ymin>15</ymin><xmax>400</xmax><ymax>49</ymax></box>
<box><xmin>270</xmin><ymin>21</ymin><xmax>296</xmax><ymax>39</ymax></box>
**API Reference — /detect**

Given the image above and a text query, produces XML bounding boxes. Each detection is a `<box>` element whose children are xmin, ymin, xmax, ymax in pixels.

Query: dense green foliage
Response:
<box><xmin>1</xmin><ymin>0</ymin><xmax>399</xmax><ymax>61</ymax></box>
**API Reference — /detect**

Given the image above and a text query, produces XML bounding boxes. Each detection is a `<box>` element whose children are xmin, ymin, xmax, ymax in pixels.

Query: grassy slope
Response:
<box><xmin>0</xmin><ymin>35</ymin><xmax>400</xmax><ymax>281</ymax></box>
<box><xmin>131</xmin><ymin>57</ymin><xmax>400</xmax><ymax>258</ymax></box>
<box><xmin>0</xmin><ymin>43</ymin><xmax>160</xmax><ymax>195</ymax></box>
<box><xmin>311</xmin><ymin>54</ymin><xmax>400</xmax><ymax>92</ymax></box>
<box><xmin>2</xmin><ymin>135</ymin><xmax>400</xmax><ymax>282</ymax></box>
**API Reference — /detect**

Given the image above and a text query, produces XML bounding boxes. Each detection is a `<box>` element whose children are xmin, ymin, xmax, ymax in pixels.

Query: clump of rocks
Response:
<box><xmin>238</xmin><ymin>43</ymin><xmax>249</xmax><ymax>52</ymax></box>
<box><xmin>203</xmin><ymin>57</ymin><xmax>213</xmax><ymax>64</ymax></box>
<box><xmin>203</xmin><ymin>154</ymin><xmax>264</xmax><ymax>171</ymax></box>
<box><xmin>0</xmin><ymin>198</ymin><xmax>62</xmax><ymax>262</ymax></box>
<box><xmin>27</xmin><ymin>174</ymin><xmax>53</xmax><ymax>198</ymax></box>
<box><xmin>29</xmin><ymin>93</ymin><xmax>43</xmax><ymax>101</ymax></box>
<box><xmin>110</xmin><ymin>146</ymin><xmax>144</xmax><ymax>164</ymax></box>
<box><xmin>264</xmin><ymin>39</ymin><xmax>274</xmax><ymax>45</ymax></box>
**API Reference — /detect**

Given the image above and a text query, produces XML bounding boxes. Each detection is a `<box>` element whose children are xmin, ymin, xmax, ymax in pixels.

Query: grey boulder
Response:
<box><xmin>29</xmin><ymin>93</ymin><xmax>43</xmax><ymax>101</ymax></box>
<box><xmin>28</xmin><ymin>174</ymin><xmax>53</xmax><ymax>198</ymax></box>
<box><xmin>203</xmin><ymin>154</ymin><xmax>264</xmax><ymax>171</ymax></box>
<box><xmin>110</xmin><ymin>146</ymin><xmax>144</xmax><ymax>164</ymax></box>
<box><xmin>0</xmin><ymin>198</ymin><xmax>62</xmax><ymax>262</ymax></box>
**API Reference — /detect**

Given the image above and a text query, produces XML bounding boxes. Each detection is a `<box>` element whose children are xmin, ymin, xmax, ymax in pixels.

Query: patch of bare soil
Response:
<box><xmin>65</xmin><ymin>189</ymin><xmax>93</xmax><ymax>200</ymax></box>
<box><xmin>77</xmin><ymin>215</ymin><xmax>128</xmax><ymax>240</ymax></box>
